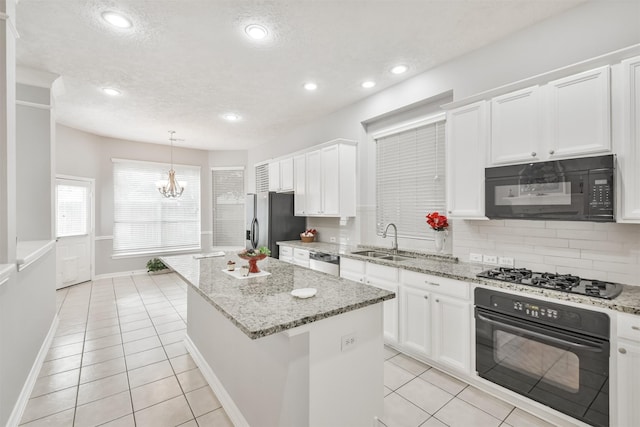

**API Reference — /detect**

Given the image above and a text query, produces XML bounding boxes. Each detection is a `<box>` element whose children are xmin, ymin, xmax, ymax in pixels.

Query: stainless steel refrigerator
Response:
<box><xmin>246</xmin><ymin>192</ymin><xmax>306</xmax><ymax>258</ymax></box>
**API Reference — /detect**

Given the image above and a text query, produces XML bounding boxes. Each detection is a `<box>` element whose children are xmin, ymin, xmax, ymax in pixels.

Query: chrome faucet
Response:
<box><xmin>382</xmin><ymin>223</ymin><xmax>398</xmax><ymax>255</ymax></box>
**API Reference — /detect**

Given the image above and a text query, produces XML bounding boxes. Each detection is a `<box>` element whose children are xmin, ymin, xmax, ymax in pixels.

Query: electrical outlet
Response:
<box><xmin>330</xmin><ymin>237</ymin><xmax>336</xmax><ymax>243</ymax></box>
<box><xmin>498</xmin><ymin>256</ymin><xmax>515</xmax><ymax>267</ymax></box>
<box><xmin>341</xmin><ymin>333</ymin><xmax>358</xmax><ymax>352</ymax></box>
<box><xmin>469</xmin><ymin>253</ymin><xmax>483</xmax><ymax>263</ymax></box>
<box><xmin>483</xmin><ymin>255</ymin><xmax>498</xmax><ymax>265</ymax></box>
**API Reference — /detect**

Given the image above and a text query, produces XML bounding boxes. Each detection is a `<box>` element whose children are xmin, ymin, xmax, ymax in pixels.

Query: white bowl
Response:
<box><xmin>290</xmin><ymin>288</ymin><xmax>317</xmax><ymax>299</ymax></box>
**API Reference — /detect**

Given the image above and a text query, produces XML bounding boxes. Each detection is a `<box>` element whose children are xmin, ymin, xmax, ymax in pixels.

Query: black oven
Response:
<box><xmin>485</xmin><ymin>155</ymin><xmax>614</xmax><ymax>222</ymax></box>
<box><xmin>475</xmin><ymin>288</ymin><xmax>610</xmax><ymax>427</ymax></box>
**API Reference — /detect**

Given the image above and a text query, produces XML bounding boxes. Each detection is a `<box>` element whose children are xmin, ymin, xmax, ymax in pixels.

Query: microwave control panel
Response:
<box><xmin>588</xmin><ymin>171</ymin><xmax>613</xmax><ymax>210</ymax></box>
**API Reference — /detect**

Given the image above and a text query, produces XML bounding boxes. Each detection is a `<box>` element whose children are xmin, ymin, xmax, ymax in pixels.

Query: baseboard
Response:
<box><xmin>92</xmin><ymin>269</ymin><xmax>147</xmax><ymax>280</ymax></box>
<box><xmin>183</xmin><ymin>336</ymin><xmax>250</xmax><ymax>427</ymax></box>
<box><xmin>6</xmin><ymin>315</ymin><xmax>59</xmax><ymax>427</ymax></box>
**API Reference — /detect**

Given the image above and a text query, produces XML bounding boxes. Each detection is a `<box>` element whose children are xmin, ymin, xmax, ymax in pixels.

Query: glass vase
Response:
<box><xmin>434</xmin><ymin>230</ymin><xmax>447</xmax><ymax>253</ymax></box>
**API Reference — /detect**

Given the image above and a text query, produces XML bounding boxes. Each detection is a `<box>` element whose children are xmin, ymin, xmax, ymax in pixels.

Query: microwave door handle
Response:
<box><xmin>476</xmin><ymin>312</ymin><xmax>605</xmax><ymax>353</ymax></box>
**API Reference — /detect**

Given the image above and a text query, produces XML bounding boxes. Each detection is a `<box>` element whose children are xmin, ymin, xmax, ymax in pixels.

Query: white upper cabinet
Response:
<box><xmin>616</xmin><ymin>55</ymin><xmax>640</xmax><ymax>222</ymax></box>
<box><xmin>293</xmin><ymin>154</ymin><xmax>306</xmax><ymax>216</ymax></box>
<box><xmin>490</xmin><ymin>85</ymin><xmax>542</xmax><ymax>165</ymax></box>
<box><xmin>546</xmin><ymin>65</ymin><xmax>611</xmax><ymax>159</ymax></box>
<box><xmin>446</xmin><ymin>100</ymin><xmax>488</xmax><ymax>219</ymax></box>
<box><xmin>304</xmin><ymin>141</ymin><xmax>356</xmax><ymax>217</ymax></box>
<box><xmin>268</xmin><ymin>160</ymin><xmax>280</xmax><ymax>192</ymax></box>
<box><xmin>268</xmin><ymin>157</ymin><xmax>294</xmax><ymax>193</ymax></box>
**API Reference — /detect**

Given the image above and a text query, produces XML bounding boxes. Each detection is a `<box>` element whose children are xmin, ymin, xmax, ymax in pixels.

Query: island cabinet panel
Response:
<box><xmin>490</xmin><ymin>85</ymin><xmax>543</xmax><ymax>165</ymax></box>
<box><xmin>616</xmin><ymin>55</ymin><xmax>640</xmax><ymax>222</ymax></box>
<box><xmin>615</xmin><ymin>313</ymin><xmax>640</xmax><ymax>427</ymax></box>
<box><xmin>187</xmin><ymin>287</ymin><xmax>384</xmax><ymax>427</ymax></box>
<box><xmin>445</xmin><ymin>100</ymin><xmax>488</xmax><ymax>219</ymax></box>
<box><xmin>546</xmin><ymin>65</ymin><xmax>611</xmax><ymax>159</ymax></box>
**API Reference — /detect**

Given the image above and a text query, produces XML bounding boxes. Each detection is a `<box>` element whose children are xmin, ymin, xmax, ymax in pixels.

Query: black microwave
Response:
<box><xmin>485</xmin><ymin>155</ymin><xmax>614</xmax><ymax>222</ymax></box>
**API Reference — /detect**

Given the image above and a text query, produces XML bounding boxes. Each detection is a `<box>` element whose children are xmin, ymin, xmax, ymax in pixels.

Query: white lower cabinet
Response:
<box><xmin>340</xmin><ymin>259</ymin><xmax>399</xmax><ymax>344</ymax></box>
<box><xmin>292</xmin><ymin>248</ymin><xmax>310</xmax><ymax>268</ymax></box>
<box><xmin>615</xmin><ymin>312</ymin><xmax>640</xmax><ymax>427</ymax></box>
<box><xmin>279</xmin><ymin>245</ymin><xmax>293</xmax><ymax>263</ymax></box>
<box><xmin>340</xmin><ymin>258</ymin><xmax>472</xmax><ymax>373</ymax></box>
<box><xmin>400</xmin><ymin>269</ymin><xmax>472</xmax><ymax>374</ymax></box>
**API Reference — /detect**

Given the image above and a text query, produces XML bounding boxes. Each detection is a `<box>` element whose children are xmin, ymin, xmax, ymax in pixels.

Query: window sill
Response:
<box><xmin>112</xmin><ymin>247</ymin><xmax>201</xmax><ymax>260</ymax></box>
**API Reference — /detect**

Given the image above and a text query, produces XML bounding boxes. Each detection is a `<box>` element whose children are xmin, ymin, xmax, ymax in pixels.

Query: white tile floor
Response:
<box><xmin>20</xmin><ymin>273</ymin><xmax>554</xmax><ymax>427</ymax></box>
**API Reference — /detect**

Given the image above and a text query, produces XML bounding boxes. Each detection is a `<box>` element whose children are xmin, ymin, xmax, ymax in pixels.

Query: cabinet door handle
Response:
<box><xmin>448</xmin><ymin>210</ymin><xmax>452</xmax><ymax>214</ymax></box>
<box><xmin>531</xmin><ymin>152</ymin><xmax>537</xmax><ymax>157</ymax></box>
<box><xmin>435</xmin><ymin>299</ymin><xmax>440</xmax><ymax>303</ymax></box>
<box><xmin>632</xmin><ymin>326</ymin><xmax>640</xmax><ymax>331</ymax></box>
<box><xmin>423</xmin><ymin>296</ymin><xmax>429</xmax><ymax>300</ymax></box>
<box><xmin>425</xmin><ymin>281</ymin><xmax>440</xmax><ymax>286</ymax></box>
<box><xmin>549</xmin><ymin>149</ymin><xmax>555</xmax><ymax>155</ymax></box>
<box><xmin>619</xmin><ymin>348</ymin><xmax>627</xmax><ymax>354</ymax></box>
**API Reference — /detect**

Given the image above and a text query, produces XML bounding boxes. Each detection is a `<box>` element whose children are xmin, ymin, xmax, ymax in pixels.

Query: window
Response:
<box><xmin>375</xmin><ymin>114</ymin><xmax>446</xmax><ymax>239</ymax></box>
<box><xmin>113</xmin><ymin>159</ymin><xmax>201</xmax><ymax>256</ymax></box>
<box><xmin>212</xmin><ymin>167</ymin><xmax>245</xmax><ymax>247</ymax></box>
<box><xmin>56</xmin><ymin>183</ymin><xmax>89</xmax><ymax>237</ymax></box>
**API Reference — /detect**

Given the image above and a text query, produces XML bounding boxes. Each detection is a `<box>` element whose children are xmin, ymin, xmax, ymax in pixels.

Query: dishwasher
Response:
<box><xmin>308</xmin><ymin>251</ymin><xmax>340</xmax><ymax>276</ymax></box>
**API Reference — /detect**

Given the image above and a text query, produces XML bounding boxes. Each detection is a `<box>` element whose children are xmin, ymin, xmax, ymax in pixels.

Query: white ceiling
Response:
<box><xmin>15</xmin><ymin>0</ymin><xmax>583</xmax><ymax>150</ymax></box>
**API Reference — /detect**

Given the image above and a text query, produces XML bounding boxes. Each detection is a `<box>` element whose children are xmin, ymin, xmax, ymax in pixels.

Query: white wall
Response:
<box><xmin>16</xmin><ymin>84</ymin><xmax>53</xmax><ymax>241</ymax></box>
<box><xmin>246</xmin><ymin>1</ymin><xmax>640</xmax><ymax>284</ymax></box>
<box><xmin>56</xmin><ymin>125</ymin><xmax>248</xmax><ymax>276</ymax></box>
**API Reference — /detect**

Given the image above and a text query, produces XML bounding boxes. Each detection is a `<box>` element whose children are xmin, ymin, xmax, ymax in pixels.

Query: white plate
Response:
<box><xmin>291</xmin><ymin>288</ymin><xmax>317</xmax><ymax>299</ymax></box>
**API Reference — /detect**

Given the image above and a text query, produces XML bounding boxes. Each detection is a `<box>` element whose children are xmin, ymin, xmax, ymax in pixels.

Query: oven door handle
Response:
<box><xmin>476</xmin><ymin>312</ymin><xmax>606</xmax><ymax>353</ymax></box>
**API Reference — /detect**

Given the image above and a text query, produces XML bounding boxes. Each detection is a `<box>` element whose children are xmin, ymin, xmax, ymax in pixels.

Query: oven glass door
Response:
<box><xmin>476</xmin><ymin>308</ymin><xmax>609</xmax><ymax>427</ymax></box>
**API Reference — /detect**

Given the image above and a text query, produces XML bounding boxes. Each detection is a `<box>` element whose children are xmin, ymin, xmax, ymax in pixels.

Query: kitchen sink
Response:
<box><xmin>379</xmin><ymin>255</ymin><xmax>414</xmax><ymax>262</ymax></box>
<box><xmin>350</xmin><ymin>250</ymin><xmax>390</xmax><ymax>258</ymax></box>
<box><xmin>350</xmin><ymin>250</ymin><xmax>415</xmax><ymax>262</ymax></box>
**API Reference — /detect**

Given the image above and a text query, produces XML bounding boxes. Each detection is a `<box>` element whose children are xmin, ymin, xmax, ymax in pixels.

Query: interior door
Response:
<box><xmin>56</xmin><ymin>178</ymin><xmax>92</xmax><ymax>289</ymax></box>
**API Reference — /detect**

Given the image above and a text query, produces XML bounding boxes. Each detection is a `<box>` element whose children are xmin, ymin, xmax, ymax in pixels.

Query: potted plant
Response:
<box><xmin>146</xmin><ymin>258</ymin><xmax>170</xmax><ymax>274</ymax></box>
<box><xmin>426</xmin><ymin>212</ymin><xmax>449</xmax><ymax>253</ymax></box>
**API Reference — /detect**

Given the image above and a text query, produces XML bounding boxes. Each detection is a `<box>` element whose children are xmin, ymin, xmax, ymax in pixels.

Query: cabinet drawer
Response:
<box><xmin>366</xmin><ymin>263</ymin><xmax>399</xmax><ymax>283</ymax></box>
<box><xmin>401</xmin><ymin>270</ymin><xmax>470</xmax><ymax>300</ymax></box>
<box><xmin>279</xmin><ymin>246</ymin><xmax>293</xmax><ymax>257</ymax></box>
<box><xmin>293</xmin><ymin>248</ymin><xmax>309</xmax><ymax>260</ymax></box>
<box><xmin>618</xmin><ymin>312</ymin><xmax>640</xmax><ymax>342</ymax></box>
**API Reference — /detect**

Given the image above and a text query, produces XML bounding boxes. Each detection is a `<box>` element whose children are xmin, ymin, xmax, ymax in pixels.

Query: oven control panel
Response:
<box><xmin>513</xmin><ymin>301</ymin><xmax>559</xmax><ymax>319</ymax></box>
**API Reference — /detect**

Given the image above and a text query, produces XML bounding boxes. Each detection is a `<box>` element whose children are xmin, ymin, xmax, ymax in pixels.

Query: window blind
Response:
<box><xmin>375</xmin><ymin>118</ymin><xmax>446</xmax><ymax>239</ymax></box>
<box><xmin>113</xmin><ymin>159</ymin><xmax>201</xmax><ymax>256</ymax></box>
<box><xmin>212</xmin><ymin>168</ymin><xmax>245</xmax><ymax>246</ymax></box>
<box><xmin>255</xmin><ymin>163</ymin><xmax>269</xmax><ymax>193</ymax></box>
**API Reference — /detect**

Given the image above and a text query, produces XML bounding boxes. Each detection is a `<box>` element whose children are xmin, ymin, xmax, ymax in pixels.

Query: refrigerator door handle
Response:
<box><xmin>251</xmin><ymin>218</ymin><xmax>259</xmax><ymax>249</ymax></box>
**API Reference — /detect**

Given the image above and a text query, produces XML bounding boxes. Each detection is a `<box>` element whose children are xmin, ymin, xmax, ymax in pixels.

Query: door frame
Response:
<box><xmin>55</xmin><ymin>174</ymin><xmax>96</xmax><ymax>281</ymax></box>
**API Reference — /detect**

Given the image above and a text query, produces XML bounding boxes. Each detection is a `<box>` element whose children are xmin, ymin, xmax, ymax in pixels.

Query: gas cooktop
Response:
<box><xmin>476</xmin><ymin>267</ymin><xmax>623</xmax><ymax>299</ymax></box>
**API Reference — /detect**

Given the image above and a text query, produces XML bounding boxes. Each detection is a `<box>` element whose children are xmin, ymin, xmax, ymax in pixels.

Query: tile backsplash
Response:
<box><xmin>453</xmin><ymin>219</ymin><xmax>640</xmax><ymax>286</ymax></box>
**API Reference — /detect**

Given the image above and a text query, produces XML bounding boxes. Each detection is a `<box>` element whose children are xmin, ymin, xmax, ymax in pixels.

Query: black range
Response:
<box><xmin>477</xmin><ymin>267</ymin><xmax>623</xmax><ymax>299</ymax></box>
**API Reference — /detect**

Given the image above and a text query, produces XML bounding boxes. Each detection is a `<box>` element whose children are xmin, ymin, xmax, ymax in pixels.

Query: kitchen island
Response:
<box><xmin>162</xmin><ymin>253</ymin><xmax>395</xmax><ymax>427</ymax></box>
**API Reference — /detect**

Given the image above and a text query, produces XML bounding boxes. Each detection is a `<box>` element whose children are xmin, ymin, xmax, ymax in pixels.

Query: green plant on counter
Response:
<box><xmin>146</xmin><ymin>258</ymin><xmax>168</xmax><ymax>272</ymax></box>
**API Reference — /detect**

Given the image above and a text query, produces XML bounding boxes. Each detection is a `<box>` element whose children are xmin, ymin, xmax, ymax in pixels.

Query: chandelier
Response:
<box><xmin>156</xmin><ymin>131</ymin><xmax>186</xmax><ymax>198</ymax></box>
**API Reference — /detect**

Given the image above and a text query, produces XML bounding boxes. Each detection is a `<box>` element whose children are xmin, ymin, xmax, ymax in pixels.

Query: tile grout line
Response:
<box><xmin>70</xmin><ymin>280</ymin><xmax>95</xmax><ymax>427</ymax></box>
<box><xmin>129</xmin><ymin>274</ymin><xmax>199</xmax><ymax>424</ymax></box>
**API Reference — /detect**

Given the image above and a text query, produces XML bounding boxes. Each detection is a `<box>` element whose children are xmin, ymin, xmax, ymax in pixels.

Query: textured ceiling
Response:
<box><xmin>16</xmin><ymin>0</ymin><xmax>583</xmax><ymax>150</ymax></box>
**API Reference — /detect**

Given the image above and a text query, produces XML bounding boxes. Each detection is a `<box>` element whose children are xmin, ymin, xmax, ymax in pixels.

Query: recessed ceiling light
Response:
<box><xmin>391</xmin><ymin>65</ymin><xmax>408</xmax><ymax>74</ymax></box>
<box><xmin>361</xmin><ymin>81</ymin><xmax>376</xmax><ymax>89</ymax></box>
<box><xmin>304</xmin><ymin>82</ymin><xmax>318</xmax><ymax>91</ymax></box>
<box><xmin>245</xmin><ymin>24</ymin><xmax>268</xmax><ymax>40</ymax></box>
<box><xmin>223</xmin><ymin>113</ymin><xmax>241</xmax><ymax>121</ymax></box>
<box><xmin>101</xmin><ymin>11</ymin><xmax>132</xmax><ymax>29</ymax></box>
<box><xmin>102</xmin><ymin>87</ymin><xmax>121</xmax><ymax>96</ymax></box>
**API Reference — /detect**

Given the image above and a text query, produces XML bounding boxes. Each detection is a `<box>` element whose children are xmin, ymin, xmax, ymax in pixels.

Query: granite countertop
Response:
<box><xmin>161</xmin><ymin>253</ymin><xmax>395</xmax><ymax>340</ymax></box>
<box><xmin>277</xmin><ymin>240</ymin><xmax>640</xmax><ymax>315</ymax></box>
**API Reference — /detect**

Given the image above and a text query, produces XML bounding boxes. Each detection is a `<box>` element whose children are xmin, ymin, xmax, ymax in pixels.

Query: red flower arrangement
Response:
<box><xmin>426</xmin><ymin>212</ymin><xmax>449</xmax><ymax>231</ymax></box>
